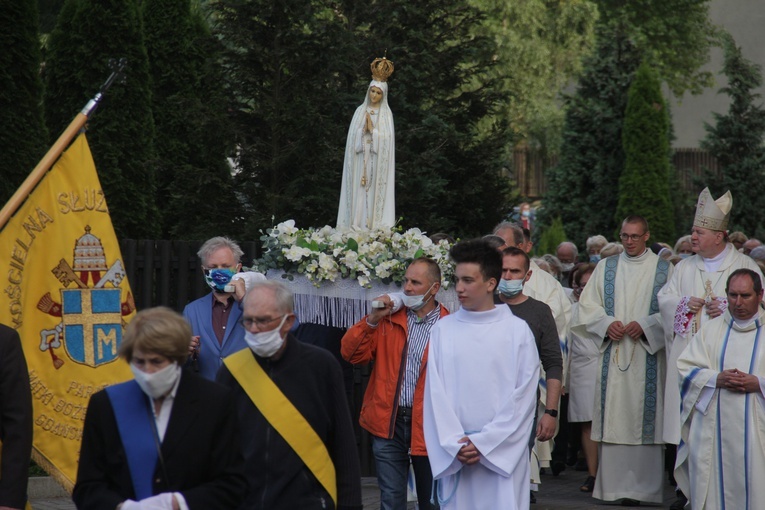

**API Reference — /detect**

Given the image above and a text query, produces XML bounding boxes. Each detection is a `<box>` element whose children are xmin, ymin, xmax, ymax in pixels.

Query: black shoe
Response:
<box><xmin>669</xmin><ymin>492</ymin><xmax>688</xmax><ymax>510</ymax></box>
<box><xmin>579</xmin><ymin>475</ymin><xmax>595</xmax><ymax>493</ymax></box>
<box><xmin>530</xmin><ymin>490</ymin><xmax>536</xmax><ymax>504</ymax></box>
<box><xmin>620</xmin><ymin>499</ymin><xmax>640</xmax><ymax>506</ymax></box>
<box><xmin>551</xmin><ymin>460</ymin><xmax>566</xmax><ymax>476</ymax></box>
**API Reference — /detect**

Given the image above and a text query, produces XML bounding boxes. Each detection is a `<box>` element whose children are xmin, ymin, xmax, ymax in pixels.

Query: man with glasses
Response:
<box><xmin>571</xmin><ymin>215</ymin><xmax>673</xmax><ymax>506</ymax></box>
<box><xmin>658</xmin><ymin>188</ymin><xmax>763</xmax><ymax>509</ymax></box>
<box><xmin>217</xmin><ymin>280</ymin><xmax>363</xmax><ymax>510</ymax></box>
<box><xmin>183</xmin><ymin>237</ymin><xmax>255</xmax><ymax>380</ymax></box>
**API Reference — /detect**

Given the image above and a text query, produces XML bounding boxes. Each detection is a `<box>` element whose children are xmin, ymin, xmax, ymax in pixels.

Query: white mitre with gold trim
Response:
<box><xmin>693</xmin><ymin>187</ymin><xmax>732</xmax><ymax>231</ymax></box>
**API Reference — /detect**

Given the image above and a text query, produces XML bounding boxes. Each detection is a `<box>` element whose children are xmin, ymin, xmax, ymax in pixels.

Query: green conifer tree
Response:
<box><xmin>615</xmin><ymin>62</ymin><xmax>675</xmax><ymax>243</ymax></box>
<box><xmin>0</xmin><ymin>1</ymin><xmax>48</xmax><ymax>204</ymax></box>
<box><xmin>143</xmin><ymin>0</ymin><xmax>241</xmax><ymax>239</ymax></box>
<box><xmin>540</xmin><ymin>28</ymin><xmax>641</xmax><ymax>249</ymax></box>
<box><xmin>44</xmin><ymin>0</ymin><xmax>158</xmax><ymax>239</ymax></box>
<box><xmin>537</xmin><ymin>216</ymin><xmax>567</xmax><ymax>256</ymax></box>
<box><xmin>701</xmin><ymin>33</ymin><xmax>765</xmax><ymax>239</ymax></box>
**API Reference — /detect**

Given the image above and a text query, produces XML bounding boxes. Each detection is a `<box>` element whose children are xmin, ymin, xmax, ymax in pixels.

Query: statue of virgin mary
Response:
<box><xmin>337</xmin><ymin>57</ymin><xmax>395</xmax><ymax>229</ymax></box>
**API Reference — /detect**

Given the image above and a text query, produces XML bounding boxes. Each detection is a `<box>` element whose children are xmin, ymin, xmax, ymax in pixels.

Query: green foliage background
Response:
<box><xmin>6</xmin><ymin>0</ymin><xmax>727</xmax><ymax>244</ymax></box>
<box><xmin>0</xmin><ymin>1</ymin><xmax>48</xmax><ymax>205</ymax></box>
<box><xmin>615</xmin><ymin>63</ymin><xmax>675</xmax><ymax>243</ymax></box>
<box><xmin>702</xmin><ymin>33</ymin><xmax>765</xmax><ymax>239</ymax></box>
<box><xmin>44</xmin><ymin>0</ymin><xmax>158</xmax><ymax>239</ymax></box>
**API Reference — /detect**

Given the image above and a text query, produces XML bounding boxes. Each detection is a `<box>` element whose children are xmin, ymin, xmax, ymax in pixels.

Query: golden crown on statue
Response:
<box><xmin>370</xmin><ymin>56</ymin><xmax>395</xmax><ymax>82</ymax></box>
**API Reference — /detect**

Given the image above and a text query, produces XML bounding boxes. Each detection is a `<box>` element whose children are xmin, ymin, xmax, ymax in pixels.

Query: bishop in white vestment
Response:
<box><xmin>424</xmin><ymin>306</ymin><xmax>538</xmax><ymax>509</ymax></box>
<box><xmin>658</xmin><ymin>188</ymin><xmax>763</xmax><ymax>446</ymax></box>
<box><xmin>571</xmin><ymin>216</ymin><xmax>672</xmax><ymax>504</ymax></box>
<box><xmin>676</xmin><ymin>269</ymin><xmax>765</xmax><ymax>510</ymax></box>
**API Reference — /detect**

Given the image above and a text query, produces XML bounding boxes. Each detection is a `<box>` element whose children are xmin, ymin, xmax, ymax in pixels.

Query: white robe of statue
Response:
<box><xmin>676</xmin><ymin>309</ymin><xmax>765</xmax><ymax>509</ymax></box>
<box><xmin>337</xmin><ymin>80</ymin><xmax>395</xmax><ymax>229</ymax></box>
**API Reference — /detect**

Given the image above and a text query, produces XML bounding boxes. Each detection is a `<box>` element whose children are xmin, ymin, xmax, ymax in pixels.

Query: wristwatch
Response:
<box><xmin>544</xmin><ymin>409</ymin><xmax>558</xmax><ymax>417</ymax></box>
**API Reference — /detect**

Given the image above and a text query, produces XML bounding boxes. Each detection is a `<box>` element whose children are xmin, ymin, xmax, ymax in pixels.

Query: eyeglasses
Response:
<box><xmin>618</xmin><ymin>233</ymin><xmax>645</xmax><ymax>242</ymax></box>
<box><xmin>239</xmin><ymin>315</ymin><xmax>285</xmax><ymax>330</ymax></box>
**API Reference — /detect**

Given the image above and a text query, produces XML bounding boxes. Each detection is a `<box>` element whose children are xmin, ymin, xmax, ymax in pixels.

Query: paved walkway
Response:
<box><xmin>31</xmin><ymin>468</ymin><xmax>679</xmax><ymax>509</ymax></box>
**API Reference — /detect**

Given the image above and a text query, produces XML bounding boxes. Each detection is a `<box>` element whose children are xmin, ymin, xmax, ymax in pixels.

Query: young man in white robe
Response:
<box><xmin>423</xmin><ymin>239</ymin><xmax>539</xmax><ymax>510</ymax></box>
<box><xmin>676</xmin><ymin>269</ymin><xmax>765</xmax><ymax>510</ymax></box>
<box><xmin>657</xmin><ymin>188</ymin><xmax>763</xmax><ymax>509</ymax></box>
<box><xmin>571</xmin><ymin>215</ymin><xmax>673</xmax><ymax>505</ymax></box>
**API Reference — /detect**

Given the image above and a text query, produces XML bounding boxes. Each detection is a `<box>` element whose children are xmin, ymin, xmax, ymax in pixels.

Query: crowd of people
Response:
<box><xmin>2</xmin><ymin>185</ymin><xmax>763</xmax><ymax>510</ymax></box>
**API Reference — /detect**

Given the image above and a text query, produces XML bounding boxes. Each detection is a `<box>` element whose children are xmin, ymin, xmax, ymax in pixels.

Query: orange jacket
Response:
<box><xmin>341</xmin><ymin>305</ymin><xmax>449</xmax><ymax>456</ymax></box>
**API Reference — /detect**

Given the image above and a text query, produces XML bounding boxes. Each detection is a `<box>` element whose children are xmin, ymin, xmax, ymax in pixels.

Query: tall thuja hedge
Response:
<box><xmin>143</xmin><ymin>0</ymin><xmax>241</xmax><ymax>239</ymax></box>
<box><xmin>701</xmin><ymin>33</ymin><xmax>765</xmax><ymax>239</ymax></box>
<box><xmin>44</xmin><ymin>0</ymin><xmax>158</xmax><ymax>239</ymax></box>
<box><xmin>615</xmin><ymin>62</ymin><xmax>675</xmax><ymax>242</ymax></box>
<box><xmin>0</xmin><ymin>1</ymin><xmax>48</xmax><ymax>204</ymax></box>
<box><xmin>214</xmin><ymin>0</ymin><xmax>511</xmax><ymax>238</ymax></box>
<box><xmin>540</xmin><ymin>28</ymin><xmax>641</xmax><ymax>249</ymax></box>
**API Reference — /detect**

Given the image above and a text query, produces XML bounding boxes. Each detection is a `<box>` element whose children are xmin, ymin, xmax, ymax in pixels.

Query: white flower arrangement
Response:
<box><xmin>253</xmin><ymin>220</ymin><xmax>454</xmax><ymax>289</ymax></box>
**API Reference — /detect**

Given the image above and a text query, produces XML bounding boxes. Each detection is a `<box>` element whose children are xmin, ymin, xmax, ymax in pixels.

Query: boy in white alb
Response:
<box><xmin>423</xmin><ymin>239</ymin><xmax>539</xmax><ymax>510</ymax></box>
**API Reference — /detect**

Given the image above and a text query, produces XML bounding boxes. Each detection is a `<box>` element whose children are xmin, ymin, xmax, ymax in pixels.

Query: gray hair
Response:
<box><xmin>492</xmin><ymin>222</ymin><xmax>524</xmax><ymax>247</ymax></box>
<box><xmin>197</xmin><ymin>236</ymin><xmax>244</xmax><ymax>265</ymax></box>
<box><xmin>585</xmin><ymin>235</ymin><xmax>608</xmax><ymax>252</ymax></box>
<box><xmin>673</xmin><ymin>235</ymin><xmax>692</xmax><ymax>254</ymax></box>
<box><xmin>600</xmin><ymin>242</ymin><xmax>624</xmax><ymax>258</ymax></box>
<box><xmin>749</xmin><ymin>246</ymin><xmax>765</xmax><ymax>262</ymax></box>
<box><xmin>541</xmin><ymin>254</ymin><xmax>563</xmax><ymax>275</ymax></box>
<box><xmin>245</xmin><ymin>280</ymin><xmax>294</xmax><ymax>313</ymax></box>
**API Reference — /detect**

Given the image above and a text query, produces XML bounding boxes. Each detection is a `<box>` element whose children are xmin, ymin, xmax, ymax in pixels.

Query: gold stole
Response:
<box><xmin>223</xmin><ymin>349</ymin><xmax>337</xmax><ymax>506</ymax></box>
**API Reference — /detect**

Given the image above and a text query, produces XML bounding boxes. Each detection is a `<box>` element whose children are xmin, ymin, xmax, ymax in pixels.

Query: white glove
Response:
<box><xmin>120</xmin><ymin>493</ymin><xmax>174</xmax><ymax>510</ymax></box>
<box><xmin>231</xmin><ymin>271</ymin><xmax>267</xmax><ymax>293</ymax></box>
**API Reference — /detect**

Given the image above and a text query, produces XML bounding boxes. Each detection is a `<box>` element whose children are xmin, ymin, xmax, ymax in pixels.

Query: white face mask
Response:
<box><xmin>245</xmin><ymin>315</ymin><xmax>289</xmax><ymax>358</ymax></box>
<box><xmin>130</xmin><ymin>361</ymin><xmax>181</xmax><ymax>400</ymax></box>
<box><xmin>402</xmin><ymin>283</ymin><xmax>436</xmax><ymax>311</ymax></box>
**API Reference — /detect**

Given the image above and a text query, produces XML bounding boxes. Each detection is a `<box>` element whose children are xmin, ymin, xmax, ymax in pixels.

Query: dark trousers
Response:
<box><xmin>371</xmin><ymin>413</ymin><xmax>437</xmax><ymax>509</ymax></box>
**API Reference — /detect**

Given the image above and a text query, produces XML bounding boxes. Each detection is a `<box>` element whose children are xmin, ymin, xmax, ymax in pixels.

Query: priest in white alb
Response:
<box><xmin>657</xmin><ymin>188</ymin><xmax>763</xmax><ymax>509</ymax></box>
<box><xmin>571</xmin><ymin>215</ymin><xmax>673</xmax><ymax>505</ymax></box>
<box><xmin>675</xmin><ymin>268</ymin><xmax>765</xmax><ymax>510</ymax></box>
<box><xmin>424</xmin><ymin>239</ymin><xmax>539</xmax><ymax>510</ymax></box>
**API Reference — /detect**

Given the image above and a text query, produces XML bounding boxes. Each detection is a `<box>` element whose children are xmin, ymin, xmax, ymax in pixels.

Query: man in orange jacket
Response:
<box><xmin>342</xmin><ymin>257</ymin><xmax>448</xmax><ymax>510</ymax></box>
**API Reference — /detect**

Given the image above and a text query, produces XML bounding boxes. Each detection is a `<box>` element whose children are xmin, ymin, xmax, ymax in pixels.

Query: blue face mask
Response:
<box><xmin>679</xmin><ymin>253</ymin><xmax>691</xmax><ymax>259</ymax></box>
<box><xmin>498</xmin><ymin>278</ymin><xmax>524</xmax><ymax>298</ymax></box>
<box><xmin>589</xmin><ymin>254</ymin><xmax>601</xmax><ymax>263</ymax></box>
<box><xmin>204</xmin><ymin>268</ymin><xmax>237</xmax><ymax>293</ymax></box>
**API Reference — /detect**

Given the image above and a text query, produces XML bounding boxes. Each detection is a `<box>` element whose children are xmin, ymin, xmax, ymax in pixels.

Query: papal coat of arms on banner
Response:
<box><xmin>36</xmin><ymin>226</ymin><xmax>135</xmax><ymax>368</ymax></box>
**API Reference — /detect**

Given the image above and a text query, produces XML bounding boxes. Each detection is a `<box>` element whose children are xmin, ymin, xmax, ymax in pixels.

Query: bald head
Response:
<box><xmin>556</xmin><ymin>242</ymin><xmax>578</xmax><ymax>265</ymax></box>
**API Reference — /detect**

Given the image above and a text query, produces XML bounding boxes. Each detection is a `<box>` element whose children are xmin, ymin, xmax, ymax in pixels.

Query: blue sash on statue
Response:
<box><xmin>106</xmin><ymin>380</ymin><xmax>159</xmax><ymax>500</ymax></box>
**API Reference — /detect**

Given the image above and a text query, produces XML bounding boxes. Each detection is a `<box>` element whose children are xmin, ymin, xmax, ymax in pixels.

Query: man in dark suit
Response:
<box><xmin>183</xmin><ymin>237</ymin><xmax>249</xmax><ymax>380</ymax></box>
<box><xmin>0</xmin><ymin>324</ymin><xmax>32</xmax><ymax>510</ymax></box>
<box><xmin>73</xmin><ymin>307</ymin><xmax>246</xmax><ymax>510</ymax></box>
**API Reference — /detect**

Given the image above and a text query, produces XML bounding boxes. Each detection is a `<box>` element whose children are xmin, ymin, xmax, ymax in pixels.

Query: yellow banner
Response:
<box><xmin>0</xmin><ymin>134</ymin><xmax>134</xmax><ymax>490</ymax></box>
